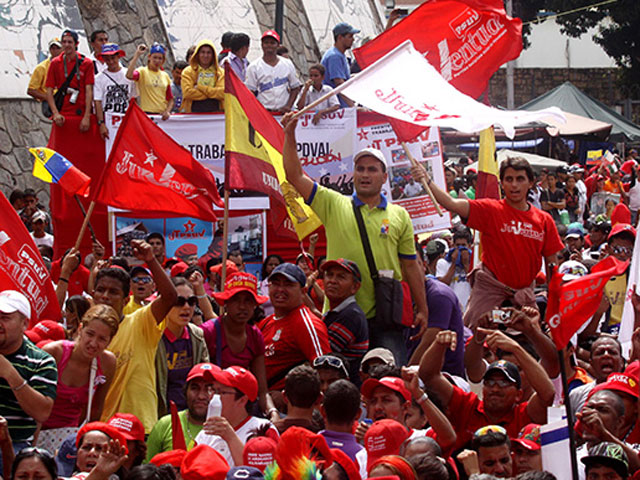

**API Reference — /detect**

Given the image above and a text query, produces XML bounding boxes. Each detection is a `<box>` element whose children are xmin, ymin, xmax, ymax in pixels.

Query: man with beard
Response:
<box><xmin>569</xmin><ymin>335</ymin><xmax>625</xmax><ymax>418</ymax></box>
<box><xmin>146</xmin><ymin>363</ymin><xmax>217</xmax><ymax>458</ymax></box>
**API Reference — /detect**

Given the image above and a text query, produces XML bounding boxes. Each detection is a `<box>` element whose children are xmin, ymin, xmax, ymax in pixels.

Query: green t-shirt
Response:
<box><xmin>307</xmin><ymin>183</ymin><xmax>416</xmax><ymax>318</ymax></box>
<box><xmin>146</xmin><ymin>410</ymin><xmax>203</xmax><ymax>461</ymax></box>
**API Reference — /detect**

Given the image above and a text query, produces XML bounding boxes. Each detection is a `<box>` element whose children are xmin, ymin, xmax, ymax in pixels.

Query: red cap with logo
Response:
<box><xmin>261</xmin><ymin>30</ymin><xmax>281</xmax><ymax>43</ymax></box>
<box><xmin>25</xmin><ymin>320</ymin><xmax>66</xmax><ymax>344</ymax></box>
<box><xmin>511</xmin><ymin>423</ymin><xmax>541</xmax><ymax>451</ymax></box>
<box><xmin>608</xmin><ymin>223</ymin><xmax>636</xmax><ymax>241</ymax></box>
<box><xmin>108</xmin><ymin>413</ymin><xmax>146</xmax><ymax>442</ymax></box>
<box><xmin>181</xmin><ymin>444</ymin><xmax>229</xmax><ymax>480</ymax></box>
<box><xmin>592</xmin><ymin>372</ymin><xmax>639</xmax><ymax>400</ymax></box>
<box><xmin>187</xmin><ymin>363</ymin><xmax>221</xmax><ymax>383</ymax></box>
<box><xmin>364</xmin><ymin>419</ymin><xmax>409</xmax><ymax>469</ymax></box>
<box><xmin>242</xmin><ymin>436</ymin><xmax>278</xmax><ymax>472</ymax></box>
<box><xmin>211</xmin><ymin>272</ymin><xmax>268</xmax><ymax>306</ymax></box>
<box><xmin>361</xmin><ymin>377</ymin><xmax>411</xmax><ymax>402</ymax></box>
<box><xmin>213</xmin><ymin>366</ymin><xmax>258</xmax><ymax>401</ymax></box>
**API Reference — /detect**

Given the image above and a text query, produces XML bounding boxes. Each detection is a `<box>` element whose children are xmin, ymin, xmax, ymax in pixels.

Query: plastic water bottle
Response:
<box><xmin>207</xmin><ymin>394</ymin><xmax>222</xmax><ymax>419</ymax></box>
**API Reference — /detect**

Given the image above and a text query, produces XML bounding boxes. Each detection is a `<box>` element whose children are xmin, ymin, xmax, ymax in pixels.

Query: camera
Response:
<box><xmin>68</xmin><ymin>88</ymin><xmax>79</xmax><ymax>104</ymax></box>
<box><xmin>491</xmin><ymin>309</ymin><xmax>512</xmax><ymax>330</ymax></box>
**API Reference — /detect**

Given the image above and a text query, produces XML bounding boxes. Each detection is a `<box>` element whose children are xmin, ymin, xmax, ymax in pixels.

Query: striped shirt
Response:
<box><xmin>1</xmin><ymin>338</ymin><xmax>57</xmax><ymax>442</ymax></box>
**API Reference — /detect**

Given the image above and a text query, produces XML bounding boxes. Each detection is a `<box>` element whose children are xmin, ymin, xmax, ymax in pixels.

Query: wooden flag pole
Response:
<box><xmin>558</xmin><ymin>349</ymin><xmax>580</xmax><ymax>480</ymax></box>
<box><xmin>73</xmin><ymin>195</ymin><xmax>97</xmax><ymax>242</ymax></box>
<box><xmin>73</xmin><ymin>201</ymin><xmax>96</xmax><ymax>250</ymax></box>
<box><xmin>220</xmin><ymin>190</ymin><xmax>231</xmax><ymax>290</ymax></box>
<box><xmin>401</xmin><ymin>142</ymin><xmax>444</xmax><ymax>217</ymax></box>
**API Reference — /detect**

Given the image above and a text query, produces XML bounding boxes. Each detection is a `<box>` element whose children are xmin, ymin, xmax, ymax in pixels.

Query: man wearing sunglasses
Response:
<box><xmin>420</xmin><ymin>330</ymin><xmax>555</xmax><ymax>451</ymax></box>
<box><xmin>123</xmin><ymin>266</ymin><xmax>156</xmax><ymax>315</ymax></box>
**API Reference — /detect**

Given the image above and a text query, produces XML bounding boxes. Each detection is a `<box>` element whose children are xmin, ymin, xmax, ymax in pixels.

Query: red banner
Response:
<box><xmin>94</xmin><ymin>101</ymin><xmax>223</xmax><ymax>221</ymax></box>
<box><xmin>354</xmin><ymin>0</ymin><xmax>523</xmax><ymax>100</ymax></box>
<box><xmin>547</xmin><ymin>256</ymin><xmax>629</xmax><ymax>350</ymax></box>
<box><xmin>0</xmin><ymin>192</ymin><xmax>61</xmax><ymax>327</ymax></box>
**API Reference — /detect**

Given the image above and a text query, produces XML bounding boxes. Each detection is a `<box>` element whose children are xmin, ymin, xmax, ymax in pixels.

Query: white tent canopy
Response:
<box><xmin>465</xmin><ymin>149</ymin><xmax>566</xmax><ymax>173</ymax></box>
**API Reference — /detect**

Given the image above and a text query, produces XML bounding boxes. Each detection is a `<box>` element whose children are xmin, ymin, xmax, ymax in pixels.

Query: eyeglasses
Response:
<box><xmin>611</xmin><ymin>245</ymin><xmax>632</xmax><ymax>256</ymax></box>
<box><xmin>213</xmin><ymin>388</ymin><xmax>237</xmax><ymax>396</ymax></box>
<box><xmin>313</xmin><ymin>355</ymin><xmax>349</xmax><ymax>377</ymax></box>
<box><xmin>484</xmin><ymin>378</ymin><xmax>516</xmax><ymax>388</ymax></box>
<box><xmin>473</xmin><ymin>425</ymin><xmax>507</xmax><ymax>438</ymax></box>
<box><xmin>176</xmin><ymin>296</ymin><xmax>198</xmax><ymax>307</ymax></box>
<box><xmin>132</xmin><ymin>276</ymin><xmax>153</xmax><ymax>284</ymax></box>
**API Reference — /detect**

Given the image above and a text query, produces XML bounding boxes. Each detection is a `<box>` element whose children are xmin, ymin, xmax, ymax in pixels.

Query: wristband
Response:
<box><xmin>11</xmin><ymin>379</ymin><xmax>28</xmax><ymax>392</ymax></box>
<box><xmin>196</xmin><ymin>294</ymin><xmax>207</xmax><ymax>299</ymax></box>
<box><xmin>266</xmin><ymin>408</ymin><xmax>279</xmax><ymax>416</ymax></box>
<box><xmin>418</xmin><ymin>392</ymin><xmax>429</xmax><ymax>403</ymax></box>
<box><xmin>58</xmin><ymin>277</ymin><xmax>69</xmax><ymax>283</ymax></box>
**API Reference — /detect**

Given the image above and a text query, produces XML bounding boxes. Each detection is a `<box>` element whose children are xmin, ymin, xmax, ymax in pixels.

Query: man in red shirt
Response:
<box><xmin>45</xmin><ymin>29</ymin><xmax>95</xmax><ymax>131</ymax></box>
<box><xmin>419</xmin><ymin>330</ymin><xmax>555</xmax><ymax>451</ymax></box>
<box><xmin>414</xmin><ymin>157</ymin><xmax>564</xmax><ymax>327</ymax></box>
<box><xmin>258</xmin><ymin>263</ymin><xmax>330</xmax><ymax>390</ymax></box>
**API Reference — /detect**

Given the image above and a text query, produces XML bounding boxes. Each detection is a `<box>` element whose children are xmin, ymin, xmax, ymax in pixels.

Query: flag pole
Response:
<box><xmin>220</xmin><ymin>190</ymin><xmax>230</xmax><ymax>291</ymax></box>
<box><xmin>558</xmin><ymin>348</ymin><xmax>579</xmax><ymax>480</ymax></box>
<box><xmin>73</xmin><ymin>195</ymin><xmax>97</xmax><ymax>241</ymax></box>
<box><xmin>73</xmin><ymin>201</ymin><xmax>96</xmax><ymax>250</ymax></box>
<box><xmin>401</xmin><ymin>142</ymin><xmax>444</xmax><ymax>217</ymax></box>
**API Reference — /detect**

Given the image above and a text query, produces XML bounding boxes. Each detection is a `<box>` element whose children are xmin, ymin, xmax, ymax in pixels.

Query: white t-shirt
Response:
<box><xmin>195</xmin><ymin>416</ymin><xmax>278</xmax><ymax>466</ymax></box>
<box><xmin>436</xmin><ymin>258</ymin><xmax>471</xmax><ymax>309</ymax></box>
<box><xmin>31</xmin><ymin>232</ymin><xmax>54</xmax><ymax>249</ymax></box>
<box><xmin>297</xmin><ymin>84</ymin><xmax>339</xmax><ymax>111</ymax></box>
<box><xmin>404</xmin><ymin>181</ymin><xmax>423</xmax><ymax>197</ymax></box>
<box><xmin>246</xmin><ymin>56</ymin><xmax>302</xmax><ymax>111</ymax></box>
<box><xmin>94</xmin><ymin>69</ymin><xmax>135</xmax><ymax>114</ymax></box>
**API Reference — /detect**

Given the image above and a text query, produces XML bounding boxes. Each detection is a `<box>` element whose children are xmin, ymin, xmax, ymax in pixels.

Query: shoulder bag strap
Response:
<box><xmin>103</xmin><ymin>72</ymin><xmax>130</xmax><ymax>97</ymax></box>
<box><xmin>352</xmin><ymin>200</ymin><xmax>379</xmax><ymax>281</ymax></box>
<box><xmin>83</xmin><ymin>357</ymin><xmax>98</xmax><ymax>425</ymax></box>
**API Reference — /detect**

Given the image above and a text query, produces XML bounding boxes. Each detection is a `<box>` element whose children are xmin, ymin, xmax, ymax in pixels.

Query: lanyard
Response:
<box><xmin>63</xmin><ymin>54</ymin><xmax>81</xmax><ymax>82</ymax></box>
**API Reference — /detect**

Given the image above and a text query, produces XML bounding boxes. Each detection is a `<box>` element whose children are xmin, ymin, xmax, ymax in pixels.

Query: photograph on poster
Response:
<box><xmin>421</xmin><ymin>141</ymin><xmax>440</xmax><ymax>158</ymax></box>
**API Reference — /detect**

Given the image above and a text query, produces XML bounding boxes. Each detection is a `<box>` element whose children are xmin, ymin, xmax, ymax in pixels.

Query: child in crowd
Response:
<box><xmin>171</xmin><ymin>61</ymin><xmax>188</xmax><ymax>113</ymax></box>
<box><xmin>296</xmin><ymin>63</ymin><xmax>340</xmax><ymax>125</ymax></box>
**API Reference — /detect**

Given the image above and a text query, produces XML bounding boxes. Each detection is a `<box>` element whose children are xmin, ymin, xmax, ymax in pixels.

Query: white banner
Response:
<box><xmin>618</xmin><ymin>229</ymin><xmax>640</xmax><ymax>356</ymax></box>
<box><xmin>341</xmin><ymin>40</ymin><xmax>565</xmax><ymax>138</ymax></box>
<box><xmin>541</xmin><ymin>419</ymin><xmax>573</xmax><ymax>480</ymax></box>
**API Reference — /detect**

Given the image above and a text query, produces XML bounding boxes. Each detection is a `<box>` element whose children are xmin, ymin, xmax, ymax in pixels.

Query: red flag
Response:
<box><xmin>546</xmin><ymin>256</ymin><xmax>629</xmax><ymax>350</ymax></box>
<box><xmin>169</xmin><ymin>400</ymin><xmax>187</xmax><ymax>450</ymax></box>
<box><xmin>354</xmin><ymin>0</ymin><xmax>522</xmax><ymax>101</ymax></box>
<box><xmin>94</xmin><ymin>101</ymin><xmax>223</xmax><ymax>221</ymax></box>
<box><xmin>0</xmin><ymin>192</ymin><xmax>60</xmax><ymax>328</ymax></box>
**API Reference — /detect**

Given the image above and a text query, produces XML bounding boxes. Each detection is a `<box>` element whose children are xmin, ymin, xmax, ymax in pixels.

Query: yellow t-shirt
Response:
<box><xmin>196</xmin><ymin>66</ymin><xmax>218</xmax><ymax>88</ymax></box>
<box><xmin>28</xmin><ymin>58</ymin><xmax>51</xmax><ymax>97</ymax></box>
<box><xmin>122</xmin><ymin>296</ymin><xmax>144</xmax><ymax>316</ymax></box>
<box><xmin>101</xmin><ymin>305</ymin><xmax>165</xmax><ymax>432</ymax></box>
<box><xmin>134</xmin><ymin>66</ymin><xmax>172</xmax><ymax>114</ymax></box>
<box><xmin>604</xmin><ymin>274</ymin><xmax>627</xmax><ymax>328</ymax></box>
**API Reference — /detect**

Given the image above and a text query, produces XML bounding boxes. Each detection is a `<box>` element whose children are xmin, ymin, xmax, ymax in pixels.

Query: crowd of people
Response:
<box><xmin>6</xmin><ymin>11</ymin><xmax>640</xmax><ymax>480</ymax></box>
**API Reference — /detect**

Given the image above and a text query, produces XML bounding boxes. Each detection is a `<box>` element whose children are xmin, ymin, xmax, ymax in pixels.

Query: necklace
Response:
<box><xmin>184</xmin><ymin>412</ymin><xmax>201</xmax><ymax>447</ymax></box>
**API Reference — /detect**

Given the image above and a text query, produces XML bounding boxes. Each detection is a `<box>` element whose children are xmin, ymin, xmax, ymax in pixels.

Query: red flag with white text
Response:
<box><xmin>354</xmin><ymin>0</ymin><xmax>522</xmax><ymax>100</ymax></box>
<box><xmin>0</xmin><ymin>192</ymin><xmax>60</xmax><ymax>328</ymax></box>
<box><xmin>546</xmin><ymin>256</ymin><xmax>629</xmax><ymax>350</ymax></box>
<box><xmin>94</xmin><ymin>101</ymin><xmax>224</xmax><ymax>221</ymax></box>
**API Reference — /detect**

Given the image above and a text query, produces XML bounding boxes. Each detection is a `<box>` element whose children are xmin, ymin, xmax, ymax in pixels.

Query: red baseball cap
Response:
<box><xmin>150</xmin><ymin>449</ymin><xmax>187</xmax><ymax>468</ymax></box>
<box><xmin>261</xmin><ymin>30</ymin><xmax>281</xmax><ymax>43</ymax></box>
<box><xmin>211</xmin><ymin>272</ymin><xmax>268</xmax><ymax>306</ymax></box>
<box><xmin>209</xmin><ymin>260</ymin><xmax>239</xmax><ymax>277</ymax></box>
<box><xmin>181</xmin><ymin>444</ymin><xmax>229</xmax><ymax>480</ymax></box>
<box><xmin>330</xmin><ymin>449</ymin><xmax>360</xmax><ymax>480</ymax></box>
<box><xmin>187</xmin><ymin>363</ymin><xmax>221</xmax><ymax>383</ymax></box>
<box><xmin>171</xmin><ymin>261</ymin><xmax>189</xmax><ymax>277</ymax></box>
<box><xmin>320</xmin><ymin>258</ymin><xmax>362</xmax><ymax>283</ymax></box>
<box><xmin>625</xmin><ymin>360</ymin><xmax>640</xmax><ymax>380</ymax></box>
<box><xmin>25</xmin><ymin>320</ymin><xmax>66</xmax><ymax>344</ymax></box>
<box><xmin>213</xmin><ymin>366</ymin><xmax>258</xmax><ymax>401</ymax></box>
<box><xmin>76</xmin><ymin>421</ymin><xmax>129</xmax><ymax>454</ymax></box>
<box><xmin>242</xmin><ymin>436</ymin><xmax>278</xmax><ymax>472</ymax></box>
<box><xmin>592</xmin><ymin>372</ymin><xmax>639</xmax><ymax>400</ymax></box>
<box><xmin>361</xmin><ymin>377</ymin><xmax>411</xmax><ymax>402</ymax></box>
<box><xmin>608</xmin><ymin>223</ymin><xmax>636</xmax><ymax>241</ymax></box>
<box><xmin>511</xmin><ymin>423</ymin><xmax>541</xmax><ymax>451</ymax></box>
<box><xmin>108</xmin><ymin>413</ymin><xmax>145</xmax><ymax>442</ymax></box>
<box><xmin>364</xmin><ymin>419</ymin><xmax>409</xmax><ymax>469</ymax></box>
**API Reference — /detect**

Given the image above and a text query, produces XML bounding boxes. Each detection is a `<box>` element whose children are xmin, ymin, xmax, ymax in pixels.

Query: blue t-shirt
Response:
<box><xmin>321</xmin><ymin>47</ymin><xmax>350</xmax><ymax>107</ymax></box>
<box><xmin>163</xmin><ymin>332</ymin><xmax>193</xmax><ymax>410</ymax></box>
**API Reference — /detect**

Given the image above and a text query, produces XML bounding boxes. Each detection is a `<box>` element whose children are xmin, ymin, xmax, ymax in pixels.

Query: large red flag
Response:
<box><xmin>354</xmin><ymin>0</ymin><xmax>522</xmax><ymax>100</ymax></box>
<box><xmin>546</xmin><ymin>256</ymin><xmax>629</xmax><ymax>350</ymax></box>
<box><xmin>94</xmin><ymin>101</ymin><xmax>223</xmax><ymax>221</ymax></box>
<box><xmin>0</xmin><ymin>192</ymin><xmax>60</xmax><ymax>328</ymax></box>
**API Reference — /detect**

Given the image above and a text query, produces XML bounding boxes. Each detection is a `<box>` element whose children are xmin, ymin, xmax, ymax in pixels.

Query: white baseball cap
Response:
<box><xmin>0</xmin><ymin>290</ymin><xmax>31</xmax><ymax>318</ymax></box>
<box><xmin>354</xmin><ymin>148</ymin><xmax>388</xmax><ymax>171</ymax></box>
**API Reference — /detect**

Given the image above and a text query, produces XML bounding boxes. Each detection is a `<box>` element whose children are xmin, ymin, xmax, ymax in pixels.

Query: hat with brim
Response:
<box><xmin>354</xmin><ymin>148</ymin><xmax>387</xmax><ymax>171</ymax></box>
<box><xmin>97</xmin><ymin>43</ymin><xmax>125</xmax><ymax>62</ymax></box>
<box><xmin>484</xmin><ymin>360</ymin><xmax>521</xmax><ymax>388</ymax></box>
<box><xmin>511</xmin><ymin>424</ymin><xmax>541</xmax><ymax>451</ymax></box>
<box><xmin>320</xmin><ymin>258</ymin><xmax>361</xmax><ymax>283</ymax></box>
<box><xmin>581</xmin><ymin>442</ymin><xmax>628</xmax><ymax>478</ymax></box>
<box><xmin>361</xmin><ymin>377</ymin><xmax>410</xmax><ymax>402</ymax></box>
<box><xmin>212</xmin><ymin>272</ymin><xmax>268</xmax><ymax>306</ymax></box>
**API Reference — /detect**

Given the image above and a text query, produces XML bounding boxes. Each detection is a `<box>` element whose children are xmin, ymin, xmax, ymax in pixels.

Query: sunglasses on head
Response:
<box><xmin>473</xmin><ymin>425</ymin><xmax>507</xmax><ymax>438</ymax></box>
<box><xmin>176</xmin><ymin>295</ymin><xmax>198</xmax><ymax>307</ymax></box>
<box><xmin>313</xmin><ymin>355</ymin><xmax>348</xmax><ymax>377</ymax></box>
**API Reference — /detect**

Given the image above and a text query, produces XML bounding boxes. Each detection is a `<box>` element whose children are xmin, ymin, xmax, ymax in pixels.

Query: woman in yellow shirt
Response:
<box><xmin>126</xmin><ymin>43</ymin><xmax>174</xmax><ymax>119</ymax></box>
<box><xmin>181</xmin><ymin>39</ymin><xmax>224</xmax><ymax>113</ymax></box>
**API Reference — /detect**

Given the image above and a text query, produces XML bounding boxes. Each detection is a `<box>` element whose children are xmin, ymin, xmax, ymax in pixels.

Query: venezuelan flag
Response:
<box><xmin>29</xmin><ymin>147</ymin><xmax>91</xmax><ymax>197</ymax></box>
<box><xmin>476</xmin><ymin>127</ymin><xmax>500</xmax><ymax>200</ymax></box>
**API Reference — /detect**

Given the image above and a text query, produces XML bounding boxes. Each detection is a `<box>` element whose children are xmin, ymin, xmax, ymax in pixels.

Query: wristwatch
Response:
<box><xmin>97</xmin><ymin>119</ymin><xmax>104</xmax><ymax>125</ymax></box>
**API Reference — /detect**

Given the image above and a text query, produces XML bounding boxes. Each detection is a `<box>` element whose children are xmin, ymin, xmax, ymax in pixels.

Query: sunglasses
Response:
<box><xmin>474</xmin><ymin>425</ymin><xmax>507</xmax><ymax>438</ymax></box>
<box><xmin>611</xmin><ymin>245</ymin><xmax>632</xmax><ymax>256</ymax></box>
<box><xmin>18</xmin><ymin>446</ymin><xmax>55</xmax><ymax>460</ymax></box>
<box><xmin>484</xmin><ymin>378</ymin><xmax>516</xmax><ymax>388</ymax></box>
<box><xmin>132</xmin><ymin>276</ymin><xmax>153</xmax><ymax>284</ymax></box>
<box><xmin>176</xmin><ymin>296</ymin><xmax>198</xmax><ymax>307</ymax></box>
<box><xmin>313</xmin><ymin>355</ymin><xmax>348</xmax><ymax>377</ymax></box>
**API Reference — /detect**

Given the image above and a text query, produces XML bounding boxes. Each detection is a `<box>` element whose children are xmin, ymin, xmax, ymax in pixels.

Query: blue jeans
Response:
<box><xmin>368</xmin><ymin>319</ymin><xmax>407</xmax><ymax>366</ymax></box>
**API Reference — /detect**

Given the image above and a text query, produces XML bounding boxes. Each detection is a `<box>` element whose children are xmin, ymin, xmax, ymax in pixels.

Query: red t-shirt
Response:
<box><xmin>258</xmin><ymin>304</ymin><xmax>330</xmax><ymax>390</ymax></box>
<box><xmin>45</xmin><ymin>53</ymin><xmax>95</xmax><ymax>115</ymax></box>
<box><xmin>50</xmin><ymin>260</ymin><xmax>91</xmax><ymax>297</ymax></box>
<box><xmin>447</xmin><ymin>385</ymin><xmax>533</xmax><ymax>451</ymax></box>
<box><xmin>467</xmin><ymin>199</ymin><xmax>564</xmax><ymax>289</ymax></box>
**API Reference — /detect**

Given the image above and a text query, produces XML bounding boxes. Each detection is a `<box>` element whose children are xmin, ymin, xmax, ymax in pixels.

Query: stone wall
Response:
<box><xmin>0</xmin><ymin>101</ymin><xmax>53</xmax><ymax>205</ymax></box>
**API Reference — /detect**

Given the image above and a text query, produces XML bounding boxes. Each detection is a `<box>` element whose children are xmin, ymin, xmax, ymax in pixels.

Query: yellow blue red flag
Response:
<box><xmin>29</xmin><ymin>147</ymin><xmax>91</xmax><ymax>197</ymax></box>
